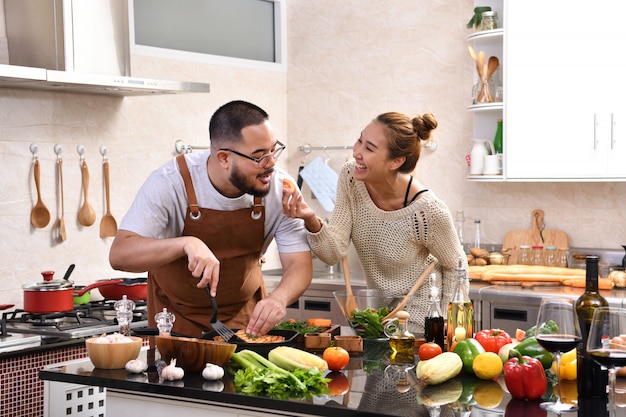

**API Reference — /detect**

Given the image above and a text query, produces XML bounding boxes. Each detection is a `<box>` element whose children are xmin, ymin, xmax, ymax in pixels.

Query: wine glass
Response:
<box><xmin>535</xmin><ymin>297</ymin><xmax>582</xmax><ymax>413</ymax></box>
<box><xmin>587</xmin><ymin>306</ymin><xmax>626</xmax><ymax>417</ymax></box>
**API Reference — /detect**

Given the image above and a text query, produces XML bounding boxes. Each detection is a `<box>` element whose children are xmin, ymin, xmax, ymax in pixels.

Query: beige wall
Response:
<box><xmin>1</xmin><ymin>1</ymin><xmax>625</xmax><ymax>308</ymax></box>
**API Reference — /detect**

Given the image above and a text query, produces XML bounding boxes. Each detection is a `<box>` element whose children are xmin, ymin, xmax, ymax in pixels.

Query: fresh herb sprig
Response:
<box><xmin>273</xmin><ymin>320</ymin><xmax>324</xmax><ymax>335</ymax></box>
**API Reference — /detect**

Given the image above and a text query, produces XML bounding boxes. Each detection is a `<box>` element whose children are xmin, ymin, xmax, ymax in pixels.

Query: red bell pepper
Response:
<box><xmin>503</xmin><ymin>351</ymin><xmax>547</xmax><ymax>400</ymax></box>
<box><xmin>474</xmin><ymin>328</ymin><xmax>513</xmax><ymax>354</ymax></box>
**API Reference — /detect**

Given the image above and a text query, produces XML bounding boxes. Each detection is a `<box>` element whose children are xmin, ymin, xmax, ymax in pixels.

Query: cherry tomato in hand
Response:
<box><xmin>418</xmin><ymin>342</ymin><xmax>443</xmax><ymax>361</ymax></box>
<box><xmin>283</xmin><ymin>179</ymin><xmax>296</xmax><ymax>192</ymax></box>
<box><xmin>323</xmin><ymin>346</ymin><xmax>350</xmax><ymax>371</ymax></box>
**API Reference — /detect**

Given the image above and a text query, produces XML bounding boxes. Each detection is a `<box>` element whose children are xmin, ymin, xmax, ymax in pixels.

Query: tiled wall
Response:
<box><xmin>1</xmin><ymin>346</ymin><xmax>88</xmax><ymax>417</ymax></box>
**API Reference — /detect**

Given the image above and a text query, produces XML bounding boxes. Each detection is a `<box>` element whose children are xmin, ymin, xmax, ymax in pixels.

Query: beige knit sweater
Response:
<box><xmin>308</xmin><ymin>160</ymin><xmax>468</xmax><ymax>335</ymax></box>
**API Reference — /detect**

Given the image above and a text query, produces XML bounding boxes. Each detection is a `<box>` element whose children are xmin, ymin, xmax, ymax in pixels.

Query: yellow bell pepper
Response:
<box><xmin>552</xmin><ymin>348</ymin><xmax>577</xmax><ymax>380</ymax></box>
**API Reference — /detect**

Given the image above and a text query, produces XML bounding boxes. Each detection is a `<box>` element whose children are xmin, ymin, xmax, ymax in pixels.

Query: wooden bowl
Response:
<box><xmin>156</xmin><ymin>334</ymin><xmax>236</xmax><ymax>373</ymax></box>
<box><xmin>86</xmin><ymin>336</ymin><xmax>142</xmax><ymax>369</ymax></box>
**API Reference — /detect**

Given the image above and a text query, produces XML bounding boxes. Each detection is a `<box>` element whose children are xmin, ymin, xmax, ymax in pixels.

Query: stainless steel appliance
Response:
<box><xmin>480</xmin><ymin>285</ymin><xmax>624</xmax><ymax>336</ymax></box>
<box><xmin>0</xmin><ymin>300</ymin><xmax>148</xmax><ymax>352</ymax></box>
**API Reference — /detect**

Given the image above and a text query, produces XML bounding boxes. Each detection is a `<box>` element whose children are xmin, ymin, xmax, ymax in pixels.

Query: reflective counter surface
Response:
<box><xmin>39</xmin><ymin>337</ymin><xmax>626</xmax><ymax>417</ymax></box>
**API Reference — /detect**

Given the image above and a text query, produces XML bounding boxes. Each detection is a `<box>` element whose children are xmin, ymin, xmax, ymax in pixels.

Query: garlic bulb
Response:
<box><xmin>125</xmin><ymin>359</ymin><xmax>148</xmax><ymax>374</ymax></box>
<box><xmin>202</xmin><ymin>363</ymin><xmax>224</xmax><ymax>380</ymax></box>
<box><xmin>160</xmin><ymin>358</ymin><xmax>184</xmax><ymax>381</ymax></box>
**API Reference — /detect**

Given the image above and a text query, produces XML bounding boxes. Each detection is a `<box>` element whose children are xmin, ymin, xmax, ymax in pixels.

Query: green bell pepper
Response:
<box><xmin>509</xmin><ymin>336</ymin><xmax>554</xmax><ymax>370</ymax></box>
<box><xmin>452</xmin><ymin>338</ymin><xmax>485</xmax><ymax>374</ymax></box>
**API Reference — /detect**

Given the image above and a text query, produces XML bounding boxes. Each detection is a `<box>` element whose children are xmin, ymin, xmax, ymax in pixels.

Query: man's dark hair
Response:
<box><xmin>209</xmin><ymin>100</ymin><xmax>269</xmax><ymax>148</ymax></box>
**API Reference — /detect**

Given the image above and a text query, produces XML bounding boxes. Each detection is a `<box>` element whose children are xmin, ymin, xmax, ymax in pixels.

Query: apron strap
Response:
<box><xmin>176</xmin><ymin>154</ymin><xmax>201</xmax><ymax>220</ymax></box>
<box><xmin>252</xmin><ymin>196</ymin><xmax>263</xmax><ymax>220</ymax></box>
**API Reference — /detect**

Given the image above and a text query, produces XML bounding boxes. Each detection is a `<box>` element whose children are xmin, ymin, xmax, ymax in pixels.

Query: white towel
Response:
<box><xmin>299</xmin><ymin>156</ymin><xmax>338</xmax><ymax>213</ymax></box>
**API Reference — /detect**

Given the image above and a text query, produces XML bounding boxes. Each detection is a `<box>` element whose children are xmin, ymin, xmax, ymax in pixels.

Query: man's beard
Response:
<box><xmin>229</xmin><ymin>164</ymin><xmax>271</xmax><ymax>197</ymax></box>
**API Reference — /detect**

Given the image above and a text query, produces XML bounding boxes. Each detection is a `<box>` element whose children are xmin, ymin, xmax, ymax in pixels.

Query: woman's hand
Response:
<box><xmin>281</xmin><ymin>179</ymin><xmax>317</xmax><ymax>225</ymax></box>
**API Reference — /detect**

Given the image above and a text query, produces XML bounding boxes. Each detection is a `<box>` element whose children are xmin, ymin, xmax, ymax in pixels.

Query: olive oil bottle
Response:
<box><xmin>447</xmin><ymin>258</ymin><xmax>473</xmax><ymax>349</ymax></box>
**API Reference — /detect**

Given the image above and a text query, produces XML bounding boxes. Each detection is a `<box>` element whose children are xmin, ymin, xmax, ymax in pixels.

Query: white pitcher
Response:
<box><xmin>469</xmin><ymin>139</ymin><xmax>495</xmax><ymax>175</ymax></box>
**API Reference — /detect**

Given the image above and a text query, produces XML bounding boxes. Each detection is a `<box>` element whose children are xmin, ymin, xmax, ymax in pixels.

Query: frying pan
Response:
<box><xmin>95</xmin><ymin>277</ymin><xmax>147</xmax><ymax>301</ymax></box>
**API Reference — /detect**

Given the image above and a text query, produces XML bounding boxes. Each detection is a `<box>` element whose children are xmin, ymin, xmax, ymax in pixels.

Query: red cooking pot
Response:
<box><xmin>22</xmin><ymin>271</ymin><xmax>124</xmax><ymax>313</ymax></box>
<box><xmin>96</xmin><ymin>277</ymin><xmax>147</xmax><ymax>301</ymax></box>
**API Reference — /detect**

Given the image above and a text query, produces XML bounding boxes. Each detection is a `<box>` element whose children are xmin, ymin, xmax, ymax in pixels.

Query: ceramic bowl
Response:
<box><xmin>86</xmin><ymin>336</ymin><xmax>143</xmax><ymax>369</ymax></box>
<box><xmin>156</xmin><ymin>334</ymin><xmax>236</xmax><ymax>373</ymax></box>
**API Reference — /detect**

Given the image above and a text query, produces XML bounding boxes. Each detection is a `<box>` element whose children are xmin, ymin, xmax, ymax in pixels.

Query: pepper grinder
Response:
<box><xmin>114</xmin><ymin>295</ymin><xmax>135</xmax><ymax>336</ymax></box>
<box><xmin>155</xmin><ymin>308</ymin><xmax>176</xmax><ymax>336</ymax></box>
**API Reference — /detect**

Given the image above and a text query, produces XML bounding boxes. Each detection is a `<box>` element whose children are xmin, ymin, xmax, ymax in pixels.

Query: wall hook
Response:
<box><xmin>30</xmin><ymin>143</ymin><xmax>39</xmax><ymax>160</ymax></box>
<box><xmin>77</xmin><ymin>144</ymin><xmax>86</xmax><ymax>161</ymax></box>
<box><xmin>54</xmin><ymin>144</ymin><xmax>63</xmax><ymax>160</ymax></box>
<box><xmin>99</xmin><ymin>145</ymin><xmax>108</xmax><ymax>161</ymax></box>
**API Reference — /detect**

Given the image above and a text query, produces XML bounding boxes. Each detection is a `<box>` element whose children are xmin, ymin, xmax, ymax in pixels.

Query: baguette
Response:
<box><xmin>562</xmin><ymin>277</ymin><xmax>613</xmax><ymax>290</ymax></box>
<box><xmin>480</xmin><ymin>265</ymin><xmax>585</xmax><ymax>282</ymax></box>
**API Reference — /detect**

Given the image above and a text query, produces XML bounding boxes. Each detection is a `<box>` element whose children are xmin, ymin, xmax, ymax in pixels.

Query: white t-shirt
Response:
<box><xmin>119</xmin><ymin>151</ymin><xmax>310</xmax><ymax>255</ymax></box>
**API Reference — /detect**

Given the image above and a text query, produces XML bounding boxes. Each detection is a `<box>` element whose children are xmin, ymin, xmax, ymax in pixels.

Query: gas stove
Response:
<box><xmin>0</xmin><ymin>300</ymin><xmax>148</xmax><ymax>352</ymax></box>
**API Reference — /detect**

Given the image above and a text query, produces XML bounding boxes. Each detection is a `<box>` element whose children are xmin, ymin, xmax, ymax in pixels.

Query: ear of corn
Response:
<box><xmin>268</xmin><ymin>346</ymin><xmax>329</xmax><ymax>372</ymax></box>
<box><xmin>416</xmin><ymin>352</ymin><xmax>463</xmax><ymax>385</ymax></box>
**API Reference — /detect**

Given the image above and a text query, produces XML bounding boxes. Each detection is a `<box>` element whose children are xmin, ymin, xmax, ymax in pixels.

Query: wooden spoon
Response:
<box><xmin>30</xmin><ymin>159</ymin><xmax>51</xmax><ymax>228</ymax></box>
<box><xmin>57</xmin><ymin>158</ymin><xmax>67</xmax><ymax>240</ymax></box>
<box><xmin>486</xmin><ymin>56</ymin><xmax>499</xmax><ymax>79</ymax></box>
<box><xmin>383</xmin><ymin>262</ymin><xmax>435</xmax><ymax>322</ymax></box>
<box><xmin>341</xmin><ymin>257</ymin><xmax>359</xmax><ymax>313</ymax></box>
<box><xmin>99</xmin><ymin>159</ymin><xmax>118</xmax><ymax>238</ymax></box>
<box><xmin>477</xmin><ymin>50</ymin><xmax>485</xmax><ymax>78</ymax></box>
<box><xmin>78</xmin><ymin>160</ymin><xmax>96</xmax><ymax>226</ymax></box>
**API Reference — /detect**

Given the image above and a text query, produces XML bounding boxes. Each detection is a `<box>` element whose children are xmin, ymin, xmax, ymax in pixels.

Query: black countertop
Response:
<box><xmin>39</xmin><ymin>337</ymin><xmax>626</xmax><ymax>417</ymax></box>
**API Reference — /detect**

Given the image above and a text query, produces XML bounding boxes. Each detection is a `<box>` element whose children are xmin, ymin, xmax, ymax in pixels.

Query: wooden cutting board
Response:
<box><xmin>502</xmin><ymin>209</ymin><xmax>569</xmax><ymax>264</ymax></box>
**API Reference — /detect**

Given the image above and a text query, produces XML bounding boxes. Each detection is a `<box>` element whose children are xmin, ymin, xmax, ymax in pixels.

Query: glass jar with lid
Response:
<box><xmin>481</xmin><ymin>11</ymin><xmax>498</xmax><ymax>31</ymax></box>
<box><xmin>531</xmin><ymin>245</ymin><xmax>544</xmax><ymax>266</ymax></box>
<box><xmin>545</xmin><ymin>246</ymin><xmax>558</xmax><ymax>267</ymax></box>
<box><xmin>556</xmin><ymin>247</ymin><xmax>569</xmax><ymax>268</ymax></box>
<box><xmin>519</xmin><ymin>245</ymin><xmax>531</xmax><ymax>265</ymax></box>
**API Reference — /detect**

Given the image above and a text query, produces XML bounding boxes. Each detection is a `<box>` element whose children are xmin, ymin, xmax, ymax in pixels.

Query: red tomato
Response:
<box><xmin>326</xmin><ymin>371</ymin><xmax>350</xmax><ymax>396</ymax></box>
<box><xmin>323</xmin><ymin>346</ymin><xmax>350</xmax><ymax>372</ymax></box>
<box><xmin>418</xmin><ymin>342</ymin><xmax>443</xmax><ymax>360</ymax></box>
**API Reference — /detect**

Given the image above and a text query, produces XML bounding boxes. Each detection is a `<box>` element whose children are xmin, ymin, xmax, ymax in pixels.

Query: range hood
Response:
<box><xmin>0</xmin><ymin>64</ymin><xmax>210</xmax><ymax>96</ymax></box>
<box><xmin>2</xmin><ymin>0</ymin><xmax>210</xmax><ymax>97</ymax></box>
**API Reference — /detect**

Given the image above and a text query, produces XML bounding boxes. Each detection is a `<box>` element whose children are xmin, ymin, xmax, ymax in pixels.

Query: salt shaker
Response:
<box><xmin>155</xmin><ymin>308</ymin><xmax>176</xmax><ymax>336</ymax></box>
<box><xmin>114</xmin><ymin>295</ymin><xmax>135</xmax><ymax>336</ymax></box>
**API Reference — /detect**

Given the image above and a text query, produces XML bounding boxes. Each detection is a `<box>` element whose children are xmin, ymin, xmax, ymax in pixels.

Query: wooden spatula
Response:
<box><xmin>341</xmin><ymin>257</ymin><xmax>358</xmax><ymax>313</ymax></box>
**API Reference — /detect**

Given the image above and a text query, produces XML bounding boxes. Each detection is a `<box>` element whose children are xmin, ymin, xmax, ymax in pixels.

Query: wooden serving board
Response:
<box><xmin>502</xmin><ymin>209</ymin><xmax>569</xmax><ymax>264</ymax></box>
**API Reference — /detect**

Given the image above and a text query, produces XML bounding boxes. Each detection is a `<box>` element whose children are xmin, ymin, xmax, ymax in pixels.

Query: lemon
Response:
<box><xmin>472</xmin><ymin>352</ymin><xmax>503</xmax><ymax>380</ymax></box>
<box><xmin>473</xmin><ymin>379</ymin><xmax>503</xmax><ymax>408</ymax></box>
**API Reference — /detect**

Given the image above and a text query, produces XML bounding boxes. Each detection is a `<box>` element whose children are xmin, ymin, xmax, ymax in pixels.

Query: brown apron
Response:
<box><xmin>147</xmin><ymin>155</ymin><xmax>267</xmax><ymax>337</ymax></box>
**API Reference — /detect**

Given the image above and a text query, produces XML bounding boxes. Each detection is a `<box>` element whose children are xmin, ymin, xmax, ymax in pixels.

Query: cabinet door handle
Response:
<box><xmin>611</xmin><ymin>113</ymin><xmax>615</xmax><ymax>150</ymax></box>
<box><xmin>493</xmin><ymin>307</ymin><xmax>528</xmax><ymax>322</ymax></box>
<box><xmin>594</xmin><ymin>113</ymin><xmax>599</xmax><ymax>150</ymax></box>
<box><xmin>303</xmin><ymin>300</ymin><xmax>331</xmax><ymax>312</ymax></box>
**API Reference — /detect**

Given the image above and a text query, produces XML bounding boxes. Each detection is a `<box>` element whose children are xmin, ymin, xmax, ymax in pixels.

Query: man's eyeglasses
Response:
<box><xmin>220</xmin><ymin>141</ymin><xmax>286</xmax><ymax>167</ymax></box>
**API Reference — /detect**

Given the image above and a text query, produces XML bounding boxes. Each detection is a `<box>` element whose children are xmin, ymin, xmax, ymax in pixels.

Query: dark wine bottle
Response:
<box><xmin>574</xmin><ymin>255</ymin><xmax>609</xmax><ymax>398</ymax></box>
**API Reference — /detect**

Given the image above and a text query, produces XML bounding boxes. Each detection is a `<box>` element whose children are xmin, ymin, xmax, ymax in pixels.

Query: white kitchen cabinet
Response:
<box><xmin>504</xmin><ymin>0</ymin><xmax>626</xmax><ymax>180</ymax></box>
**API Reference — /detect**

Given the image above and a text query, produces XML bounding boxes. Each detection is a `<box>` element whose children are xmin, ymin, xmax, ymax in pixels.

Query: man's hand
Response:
<box><xmin>245</xmin><ymin>296</ymin><xmax>286</xmax><ymax>336</ymax></box>
<box><xmin>183</xmin><ymin>237</ymin><xmax>220</xmax><ymax>296</ymax></box>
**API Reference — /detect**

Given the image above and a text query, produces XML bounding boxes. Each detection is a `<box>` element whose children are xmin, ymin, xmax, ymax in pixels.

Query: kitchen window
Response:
<box><xmin>129</xmin><ymin>0</ymin><xmax>286</xmax><ymax>71</ymax></box>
